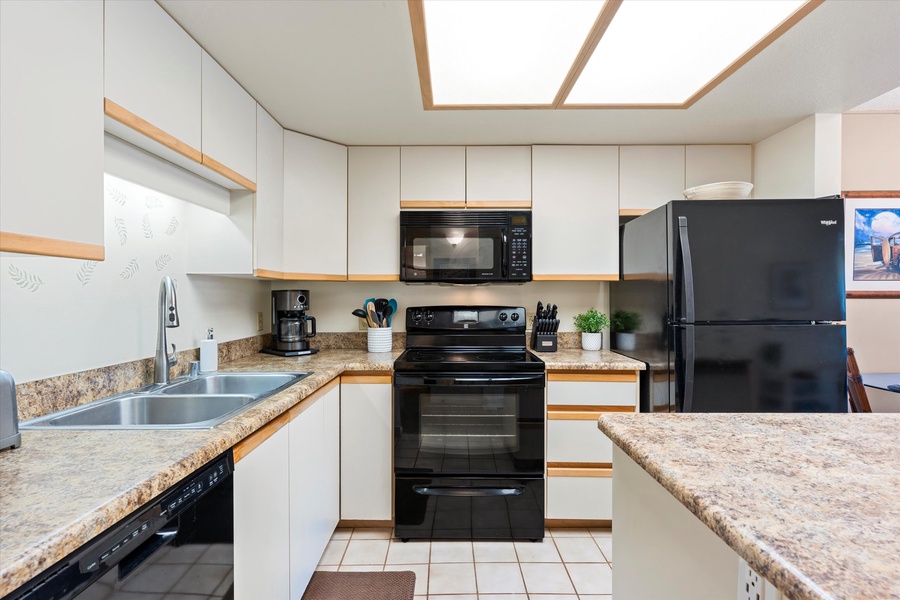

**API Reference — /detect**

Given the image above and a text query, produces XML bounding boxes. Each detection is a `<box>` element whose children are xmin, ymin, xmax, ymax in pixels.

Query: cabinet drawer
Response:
<box><xmin>547</xmin><ymin>476</ymin><xmax>612</xmax><ymax>520</ymax></box>
<box><xmin>548</xmin><ymin>379</ymin><xmax>636</xmax><ymax>407</ymax></box>
<box><xmin>548</xmin><ymin>420</ymin><xmax>614</xmax><ymax>463</ymax></box>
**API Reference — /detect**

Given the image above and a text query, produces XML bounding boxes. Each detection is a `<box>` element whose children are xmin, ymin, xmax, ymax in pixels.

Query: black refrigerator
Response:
<box><xmin>611</xmin><ymin>197</ymin><xmax>848</xmax><ymax>413</ymax></box>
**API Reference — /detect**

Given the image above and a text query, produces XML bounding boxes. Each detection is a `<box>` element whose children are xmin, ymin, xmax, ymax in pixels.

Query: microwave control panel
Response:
<box><xmin>508</xmin><ymin>212</ymin><xmax>531</xmax><ymax>280</ymax></box>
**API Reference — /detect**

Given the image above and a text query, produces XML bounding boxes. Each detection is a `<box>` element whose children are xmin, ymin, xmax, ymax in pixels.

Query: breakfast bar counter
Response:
<box><xmin>598</xmin><ymin>413</ymin><xmax>900</xmax><ymax>600</ymax></box>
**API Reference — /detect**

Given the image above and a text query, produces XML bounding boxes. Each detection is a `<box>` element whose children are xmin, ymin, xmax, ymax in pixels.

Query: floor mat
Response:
<box><xmin>301</xmin><ymin>570</ymin><xmax>416</xmax><ymax>600</ymax></box>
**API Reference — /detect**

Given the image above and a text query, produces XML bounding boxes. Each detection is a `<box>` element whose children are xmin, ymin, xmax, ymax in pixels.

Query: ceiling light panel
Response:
<box><xmin>424</xmin><ymin>0</ymin><xmax>604</xmax><ymax>105</ymax></box>
<box><xmin>565</xmin><ymin>0</ymin><xmax>807</xmax><ymax>105</ymax></box>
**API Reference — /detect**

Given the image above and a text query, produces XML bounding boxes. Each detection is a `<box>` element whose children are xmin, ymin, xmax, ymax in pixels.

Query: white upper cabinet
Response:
<box><xmin>532</xmin><ymin>146</ymin><xmax>619</xmax><ymax>279</ymax></box>
<box><xmin>201</xmin><ymin>51</ymin><xmax>257</xmax><ymax>186</ymax></box>
<box><xmin>255</xmin><ymin>105</ymin><xmax>284</xmax><ymax>275</ymax></box>
<box><xmin>283</xmin><ymin>131</ymin><xmax>348</xmax><ymax>280</ymax></box>
<box><xmin>400</xmin><ymin>146</ymin><xmax>466</xmax><ymax>207</ymax></box>
<box><xmin>0</xmin><ymin>0</ymin><xmax>104</xmax><ymax>260</ymax></box>
<box><xmin>619</xmin><ymin>146</ymin><xmax>686</xmax><ymax>212</ymax></box>
<box><xmin>684</xmin><ymin>145</ymin><xmax>753</xmax><ymax>189</ymax></box>
<box><xmin>348</xmin><ymin>147</ymin><xmax>401</xmax><ymax>280</ymax></box>
<box><xmin>104</xmin><ymin>0</ymin><xmax>202</xmax><ymax>151</ymax></box>
<box><xmin>465</xmin><ymin>146</ymin><xmax>532</xmax><ymax>207</ymax></box>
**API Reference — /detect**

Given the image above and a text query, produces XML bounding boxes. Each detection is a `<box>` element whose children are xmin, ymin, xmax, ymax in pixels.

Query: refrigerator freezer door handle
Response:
<box><xmin>677</xmin><ymin>216</ymin><xmax>696</xmax><ymax>323</ymax></box>
<box><xmin>682</xmin><ymin>324</ymin><xmax>696</xmax><ymax>412</ymax></box>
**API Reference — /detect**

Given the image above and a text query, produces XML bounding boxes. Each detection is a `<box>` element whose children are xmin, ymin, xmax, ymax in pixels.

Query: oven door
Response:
<box><xmin>400</xmin><ymin>224</ymin><xmax>505</xmax><ymax>283</ymax></box>
<box><xmin>393</xmin><ymin>372</ymin><xmax>544</xmax><ymax>477</ymax></box>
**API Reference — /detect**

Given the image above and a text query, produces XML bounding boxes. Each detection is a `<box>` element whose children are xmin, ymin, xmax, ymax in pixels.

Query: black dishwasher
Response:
<box><xmin>4</xmin><ymin>451</ymin><xmax>234</xmax><ymax>600</ymax></box>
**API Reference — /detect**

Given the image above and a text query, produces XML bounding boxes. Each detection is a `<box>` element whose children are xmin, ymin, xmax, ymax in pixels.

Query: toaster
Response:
<box><xmin>0</xmin><ymin>370</ymin><xmax>22</xmax><ymax>451</ymax></box>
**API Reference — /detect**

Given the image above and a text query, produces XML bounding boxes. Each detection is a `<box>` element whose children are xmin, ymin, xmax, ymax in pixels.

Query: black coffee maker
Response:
<box><xmin>263</xmin><ymin>290</ymin><xmax>318</xmax><ymax>356</ymax></box>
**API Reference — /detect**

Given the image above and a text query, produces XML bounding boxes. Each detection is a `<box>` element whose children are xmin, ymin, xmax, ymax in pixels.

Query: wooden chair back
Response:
<box><xmin>847</xmin><ymin>347</ymin><xmax>872</xmax><ymax>413</ymax></box>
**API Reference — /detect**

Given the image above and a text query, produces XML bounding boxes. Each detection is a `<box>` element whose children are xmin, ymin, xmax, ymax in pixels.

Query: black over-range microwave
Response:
<box><xmin>400</xmin><ymin>210</ymin><xmax>532</xmax><ymax>284</ymax></box>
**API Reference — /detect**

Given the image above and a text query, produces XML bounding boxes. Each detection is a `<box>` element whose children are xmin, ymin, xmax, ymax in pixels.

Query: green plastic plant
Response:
<box><xmin>612</xmin><ymin>310</ymin><xmax>642</xmax><ymax>333</ymax></box>
<box><xmin>572</xmin><ymin>309</ymin><xmax>610</xmax><ymax>334</ymax></box>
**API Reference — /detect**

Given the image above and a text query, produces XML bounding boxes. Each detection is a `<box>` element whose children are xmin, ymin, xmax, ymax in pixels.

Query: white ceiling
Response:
<box><xmin>159</xmin><ymin>0</ymin><xmax>900</xmax><ymax>146</ymax></box>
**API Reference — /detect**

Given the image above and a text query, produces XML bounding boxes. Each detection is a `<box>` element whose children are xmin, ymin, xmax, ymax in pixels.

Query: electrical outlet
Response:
<box><xmin>256</xmin><ymin>312</ymin><xmax>264</xmax><ymax>332</ymax></box>
<box><xmin>358</xmin><ymin>317</ymin><xmax>367</xmax><ymax>331</ymax></box>
<box><xmin>738</xmin><ymin>557</ymin><xmax>766</xmax><ymax>600</ymax></box>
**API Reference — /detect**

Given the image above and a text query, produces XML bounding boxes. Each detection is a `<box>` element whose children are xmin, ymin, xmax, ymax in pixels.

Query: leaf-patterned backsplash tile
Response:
<box><xmin>145</xmin><ymin>195</ymin><xmax>163</xmax><ymax>209</ymax></box>
<box><xmin>155</xmin><ymin>254</ymin><xmax>172</xmax><ymax>271</ymax></box>
<box><xmin>114</xmin><ymin>217</ymin><xmax>128</xmax><ymax>246</ymax></box>
<box><xmin>119</xmin><ymin>259</ymin><xmax>139</xmax><ymax>280</ymax></box>
<box><xmin>165</xmin><ymin>217</ymin><xmax>179</xmax><ymax>236</ymax></box>
<box><xmin>8</xmin><ymin>264</ymin><xmax>44</xmax><ymax>292</ymax></box>
<box><xmin>76</xmin><ymin>261</ymin><xmax>98</xmax><ymax>286</ymax></box>
<box><xmin>141</xmin><ymin>214</ymin><xmax>153</xmax><ymax>239</ymax></box>
<box><xmin>106</xmin><ymin>185</ymin><xmax>128</xmax><ymax>206</ymax></box>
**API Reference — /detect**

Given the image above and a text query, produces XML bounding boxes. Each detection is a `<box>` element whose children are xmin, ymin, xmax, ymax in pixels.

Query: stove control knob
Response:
<box><xmin>499</xmin><ymin>312</ymin><xmax>508</xmax><ymax>322</ymax></box>
<box><xmin>424</xmin><ymin>310</ymin><xmax>435</xmax><ymax>323</ymax></box>
<box><xmin>510</xmin><ymin>312</ymin><xmax>520</xmax><ymax>322</ymax></box>
<box><xmin>412</xmin><ymin>309</ymin><xmax>423</xmax><ymax>323</ymax></box>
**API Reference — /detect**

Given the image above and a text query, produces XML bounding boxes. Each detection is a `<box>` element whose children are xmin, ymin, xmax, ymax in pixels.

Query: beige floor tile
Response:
<box><xmin>318</xmin><ymin>538</ymin><xmax>348</xmax><ymax>565</ymax></box>
<box><xmin>514</xmin><ymin>539</ymin><xmax>561</xmax><ymax>563</ymax></box>
<box><xmin>478</xmin><ymin>595</ymin><xmax>528</xmax><ymax>600</ymax></box>
<box><xmin>587</xmin><ymin>528</ymin><xmax>612</xmax><ymax>538</ymax></box>
<box><xmin>427</xmin><ymin>596</ymin><xmax>477</xmax><ymax>600</ymax></box>
<box><xmin>566</xmin><ymin>563</ymin><xmax>613</xmax><ymax>595</ymax></box>
<box><xmin>553</xmin><ymin>538</ymin><xmax>605</xmax><ymax>563</ymax></box>
<box><xmin>385</xmin><ymin>563</ymin><xmax>429</xmax><ymax>596</ymax></box>
<box><xmin>428</xmin><ymin>563</ymin><xmax>477</xmax><ymax>595</ymax></box>
<box><xmin>549</xmin><ymin>528</ymin><xmax>592</xmax><ymax>538</ymax></box>
<box><xmin>528</xmin><ymin>595</ymin><xmax>579</xmax><ymax>600</ymax></box>
<box><xmin>331</xmin><ymin>527</ymin><xmax>352</xmax><ymax>540</ymax></box>
<box><xmin>520</xmin><ymin>563</ymin><xmax>576</xmax><ymax>595</ymax></box>
<box><xmin>595</xmin><ymin>537</ymin><xmax>612</xmax><ymax>562</ymax></box>
<box><xmin>341</xmin><ymin>539</ymin><xmax>390</xmax><ymax>565</ymax></box>
<box><xmin>472</xmin><ymin>541</ymin><xmax>518</xmax><ymax>563</ymax></box>
<box><xmin>338</xmin><ymin>564</ymin><xmax>385</xmax><ymax>572</ymax></box>
<box><xmin>314</xmin><ymin>565</ymin><xmax>339</xmax><ymax>572</ymax></box>
<box><xmin>578</xmin><ymin>595</ymin><xmax>613</xmax><ymax>599</ymax></box>
<box><xmin>430</xmin><ymin>540</ymin><xmax>474</xmax><ymax>563</ymax></box>
<box><xmin>387</xmin><ymin>540</ymin><xmax>431</xmax><ymax>564</ymax></box>
<box><xmin>474</xmin><ymin>562</ymin><xmax>526</xmax><ymax>594</ymax></box>
<box><xmin>352</xmin><ymin>527</ymin><xmax>393</xmax><ymax>539</ymax></box>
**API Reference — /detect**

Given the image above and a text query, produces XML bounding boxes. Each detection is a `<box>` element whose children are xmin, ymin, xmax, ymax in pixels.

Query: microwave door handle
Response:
<box><xmin>501</xmin><ymin>229</ymin><xmax>508</xmax><ymax>278</ymax></box>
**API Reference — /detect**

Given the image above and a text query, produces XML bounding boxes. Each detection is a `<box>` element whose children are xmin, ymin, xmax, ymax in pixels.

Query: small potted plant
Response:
<box><xmin>612</xmin><ymin>310</ymin><xmax>642</xmax><ymax>351</ymax></box>
<box><xmin>573</xmin><ymin>309</ymin><xmax>610</xmax><ymax>351</ymax></box>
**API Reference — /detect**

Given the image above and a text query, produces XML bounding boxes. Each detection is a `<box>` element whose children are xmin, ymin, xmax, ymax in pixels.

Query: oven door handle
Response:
<box><xmin>412</xmin><ymin>484</ymin><xmax>525</xmax><ymax>497</ymax></box>
<box><xmin>396</xmin><ymin>374</ymin><xmax>544</xmax><ymax>386</ymax></box>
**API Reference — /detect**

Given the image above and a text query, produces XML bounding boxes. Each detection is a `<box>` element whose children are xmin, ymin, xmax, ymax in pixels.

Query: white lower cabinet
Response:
<box><xmin>545</xmin><ymin>372</ymin><xmax>639</xmax><ymax>522</ymax></box>
<box><xmin>340</xmin><ymin>376</ymin><xmax>393</xmax><ymax>521</ymax></box>
<box><xmin>234</xmin><ymin>380</ymin><xmax>340</xmax><ymax>599</ymax></box>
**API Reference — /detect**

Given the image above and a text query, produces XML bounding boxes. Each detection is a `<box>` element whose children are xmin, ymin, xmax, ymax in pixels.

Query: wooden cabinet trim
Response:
<box><xmin>200</xmin><ymin>153</ymin><xmax>257</xmax><ymax>192</ymax></box>
<box><xmin>0</xmin><ymin>231</ymin><xmax>104</xmax><ymax>261</ymax></box>
<box><xmin>234</xmin><ymin>412</ymin><xmax>291</xmax><ymax>463</ymax></box>
<box><xmin>399</xmin><ymin>200</ymin><xmax>467</xmax><ymax>209</ymax></box>
<box><xmin>548</xmin><ymin>462</ymin><xmax>613</xmax><ymax>478</ymax></box>
<box><xmin>548</xmin><ymin>372</ymin><xmax>637</xmax><ymax>382</ymax></box>
<box><xmin>287</xmin><ymin>377</ymin><xmax>339</xmax><ymax>421</ymax></box>
<box><xmin>104</xmin><ymin>98</ymin><xmax>202</xmax><ymax>163</ymax></box>
<box><xmin>548</xmin><ymin>405</ymin><xmax>635</xmax><ymax>420</ymax></box>
<box><xmin>347</xmin><ymin>274</ymin><xmax>401</xmax><ymax>282</ymax></box>
<box><xmin>619</xmin><ymin>208</ymin><xmax>651</xmax><ymax>217</ymax></box>
<box><xmin>465</xmin><ymin>200</ymin><xmax>532</xmax><ymax>209</ymax></box>
<box><xmin>533</xmin><ymin>274</ymin><xmax>619</xmax><ymax>281</ymax></box>
<box><xmin>281</xmin><ymin>273</ymin><xmax>348</xmax><ymax>282</ymax></box>
<box><xmin>254</xmin><ymin>268</ymin><xmax>285</xmax><ymax>280</ymax></box>
<box><xmin>341</xmin><ymin>374</ymin><xmax>392</xmax><ymax>385</ymax></box>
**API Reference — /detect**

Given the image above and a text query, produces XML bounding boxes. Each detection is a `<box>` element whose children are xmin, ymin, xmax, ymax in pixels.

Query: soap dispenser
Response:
<box><xmin>200</xmin><ymin>328</ymin><xmax>218</xmax><ymax>372</ymax></box>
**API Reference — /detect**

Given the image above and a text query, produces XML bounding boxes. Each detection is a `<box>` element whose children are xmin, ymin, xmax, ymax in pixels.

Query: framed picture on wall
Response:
<box><xmin>843</xmin><ymin>192</ymin><xmax>900</xmax><ymax>298</ymax></box>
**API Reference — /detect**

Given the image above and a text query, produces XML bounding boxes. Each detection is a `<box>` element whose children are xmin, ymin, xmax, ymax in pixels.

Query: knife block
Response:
<box><xmin>530</xmin><ymin>330</ymin><xmax>557</xmax><ymax>352</ymax></box>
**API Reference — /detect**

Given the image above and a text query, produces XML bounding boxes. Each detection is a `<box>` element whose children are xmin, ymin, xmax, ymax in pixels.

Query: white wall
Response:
<box><xmin>753</xmin><ymin>114</ymin><xmax>841</xmax><ymax>199</ymax></box>
<box><xmin>0</xmin><ymin>141</ymin><xmax>269</xmax><ymax>383</ymax></box>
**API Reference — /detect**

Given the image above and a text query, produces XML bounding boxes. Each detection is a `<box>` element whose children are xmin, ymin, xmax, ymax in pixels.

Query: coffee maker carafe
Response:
<box><xmin>265</xmin><ymin>290</ymin><xmax>319</xmax><ymax>356</ymax></box>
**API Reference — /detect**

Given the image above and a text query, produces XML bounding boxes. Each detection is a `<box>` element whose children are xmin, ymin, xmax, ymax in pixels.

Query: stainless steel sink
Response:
<box><xmin>20</xmin><ymin>371</ymin><xmax>310</xmax><ymax>430</ymax></box>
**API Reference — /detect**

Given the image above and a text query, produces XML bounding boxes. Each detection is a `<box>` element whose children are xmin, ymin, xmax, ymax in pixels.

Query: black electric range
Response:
<box><xmin>392</xmin><ymin>306</ymin><xmax>546</xmax><ymax>541</ymax></box>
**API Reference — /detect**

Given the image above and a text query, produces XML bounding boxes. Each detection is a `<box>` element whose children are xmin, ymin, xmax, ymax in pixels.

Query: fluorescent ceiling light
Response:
<box><xmin>565</xmin><ymin>0</ymin><xmax>806</xmax><ymax>105</ymax></box>
<box><xmin>423</xmin><ymin>0</ymin><xmax>604</xmax><ymax>105</ymax></box>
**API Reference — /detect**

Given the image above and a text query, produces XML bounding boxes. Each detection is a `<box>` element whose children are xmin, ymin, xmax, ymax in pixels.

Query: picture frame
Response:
<box><xmin>843</xmin><ymin>192</ymin><xmax>900</xmax><ymax>298</ymax></box>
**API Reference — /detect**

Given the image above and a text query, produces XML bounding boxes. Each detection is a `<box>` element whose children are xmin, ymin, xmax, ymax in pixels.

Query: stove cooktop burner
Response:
<box><xmin>475</xmin><ymin>353</ymin><xmax>524</xmax><ymax>362</ymax></box>
<box><xmin>410</xmin><ymin>353</ymin><xmax>445</xmax><ymax>362</ymax></box>
<box><xmin>394</xmin><ymin>349</ymin><xmax>544</xmax><ymax>372</ymax></box>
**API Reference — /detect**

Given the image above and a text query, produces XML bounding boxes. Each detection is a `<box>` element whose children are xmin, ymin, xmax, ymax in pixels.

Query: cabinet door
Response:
<box><xmin>340</xmin><ymin>379</ymin><xmax>393</xmax><ymax>520</ymax></box>
<box><xmin>201</xmin><ymin>50</ymin><xmax>257</xmax><ymax>186</ymax></box>
<box><xmin>104</xmin><ymin>0</ymin><xmax>201</xmax><ymax>151</ymax></box>
<box><xmin>256</xmin><ymin>105</ymin><xmax>285</xmax><ymax>275</ymax></box>
<box><xmin>283</xmin><ymin>132</ymin><xmax>348</xmax><ymax>279</ymax></box>
<box><xmin>234</xmin><ymin>425</ymin><xmax>290</xmax><ymax>600</ymax></box>
<box><xmin>322</xmin><ymin>385</ymin><xmax>341</xmax><ymax>535</ymax></box>
<box><xmin>532</xmin><ymin>145</ymin><xmax>619</xmax><ymax>279</ymax></box>
<box><xmin>685</xmin><ymin>145</ymin><xmax>752</xmax><ymax>189</ymax></box>
<box><xmin>0</xmin><ymin>0</ymin><xmax>104</xmax><ymax>260</ymax></box>
<box><xmin>466</xmin><ymin>146</ymin><xmax>532</xmax><ymax>207</ymax></box>
<box><xmin>619</xmin><ymin>146</ymin><xmax>686</xmax><ymax>212</ymax></box>
<box><xmin>290</xmin><ymin>399</ymin><xmax>325</xmax><ymax>598</ymax></box>
<box><xmin>400</xmin><ymin>146</ymin><xmax>466</xmax><ymax>207</ymax></box>
<box><xmin>348</xmin><ymin>147</ymin><xmax>400</xmax><ymax>280</ymax></box>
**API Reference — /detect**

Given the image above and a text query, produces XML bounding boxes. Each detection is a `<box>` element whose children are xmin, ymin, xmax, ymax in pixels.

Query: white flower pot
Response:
<box><xmin>616</xmin><ymin>332</ymin><xmax>637</xmax><ymax>351</ymax></box>
<box><xmin>581</xmin><ymin>332</ymin><xmax>603</xmax><ymax>351</ymax></box>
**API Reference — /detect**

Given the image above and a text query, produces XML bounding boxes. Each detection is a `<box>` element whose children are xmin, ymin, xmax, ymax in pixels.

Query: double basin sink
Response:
<box><xmin>21</xmin><ymin>372</ymin><xmax>311</xmax><ymax>430</ymax></box>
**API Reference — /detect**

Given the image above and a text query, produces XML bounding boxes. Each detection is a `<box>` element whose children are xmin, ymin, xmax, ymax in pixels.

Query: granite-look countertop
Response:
<box><xmin>0</xmin><ymin>349</ymin><xmax>398</xmax><ymax>596</ymax></box>
<box><xmin>598</xmin><ymin>413</ymin><xmax>900</xmax><ymax>600</ymax></box>
<box><xmin>538</xmin><ymin>348</ymin><xmax>645</xmax><ymax>371</ymax></box>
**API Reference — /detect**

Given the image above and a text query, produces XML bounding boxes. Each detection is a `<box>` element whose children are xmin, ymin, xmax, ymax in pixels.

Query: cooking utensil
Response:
<box><xmin>351</xmin><ymin>308</ymin><xmax>368</xmax><ymax>320</ymax></box>
<box><xmin>387</xmin><ymin>299</ymin><xmax>398</xmax><ymax>326</ymax></box>
<box><xmin>381</xmin><ymin>305</ymin><xmax>393</xmax><ymax>327</ymax></box>
<box><xmin>366</xmin><ymin>301</ymin><xmax>378</xmax><ymax>328</ymax></box>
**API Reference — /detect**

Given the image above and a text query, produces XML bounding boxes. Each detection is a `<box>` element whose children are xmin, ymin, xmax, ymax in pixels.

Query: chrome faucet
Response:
<box><xmin>154</xmin><ymin>276</ymin><xmax>180</xmax><ymax>384</ymax></box>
